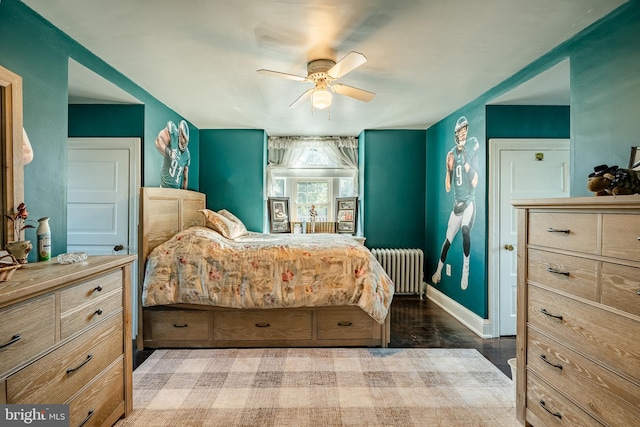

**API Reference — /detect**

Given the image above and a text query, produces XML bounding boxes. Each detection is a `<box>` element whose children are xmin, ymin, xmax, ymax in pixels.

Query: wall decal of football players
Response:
<box><xmin>431</xmin><ymin>116</ymin><xmax>479</xmax><ymax>290</ymax></box>
<box><xmin>155</xmin><ymin>120</ymin><xmax>190</xmax><ymax>189</ymax></box>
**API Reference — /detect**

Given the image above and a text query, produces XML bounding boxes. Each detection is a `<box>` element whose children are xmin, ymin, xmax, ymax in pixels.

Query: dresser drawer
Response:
<box><xmin>528</xmin><ymin>212</ymin><xmax>597</xmax><ymax>253</ymax></box>
<box><xmin>317</xmin><ymin>308</ymin><xmax>376</xmax><ymax>340</ymax></box>
<box><xmin>61</xmin><ymin>271</ymin><xmax>122</xmax><ymax>313</ymax></box>
<box><xmin>527</xmin><ymin>371</ymin><xmax>601</xmax><ymax>427</ymax></box>
<box><xmin>147</xmin><ymin>310</ymin><xmax>211</xmax><ymax>341</ymax></box>
<box><xmin>213</xmin><ymin>309</ymin><xmax>312</xmax><ymax>341</ymax></box>
<box><xmin>601</xmin><ymin>262</ymin><xmax>640</xmax><ymax>317</ymax></box>
<box><xmin>527</xmin><ymin>249</ymin><xmax>598</xmax><ymax>301</ymax></box>
<box><xmin>602</xmin><ymin>214</ymin><xmax>640</xmax><ymax>262</ymax></box>
<box><xmin>0</xmin><ymin>294</ymin><xmax>56</xmax><ymax>376</ymax></box>
<box><xmin>528</xmin><ymin>284</ymin><xmax>640</xmax><ymax>382</ymax></box>
<box><xmin>68</xmin><ymin>359</ymin><xmax>124</xmax><ymax>427</ymax></box>
<box><xmin>60</xmin><ymin>289</ymin><xmax>122</xmax><ymax>340</ymax></box>
<box><xmin>527</xmin><ymin>328</ymin><xmax>640</xmax><ymax>426</ymax></box>
<box><xmin>7</xmin><ymin>314</ymin><xmax>123</xmax><ymax>404</ymax></box>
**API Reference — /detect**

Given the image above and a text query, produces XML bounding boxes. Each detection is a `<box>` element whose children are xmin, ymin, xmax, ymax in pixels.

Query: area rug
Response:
<box><xmin>115</xmin><ymin>348</ymin><xmax>517</xmax><ymax>427</ymax></box>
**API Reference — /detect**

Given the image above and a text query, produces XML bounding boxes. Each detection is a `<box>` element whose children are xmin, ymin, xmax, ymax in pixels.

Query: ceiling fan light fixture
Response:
<box><xmin>312</xmin><ymin>89</ymin><xmax>332</xmax><ymax>110</ymax></box>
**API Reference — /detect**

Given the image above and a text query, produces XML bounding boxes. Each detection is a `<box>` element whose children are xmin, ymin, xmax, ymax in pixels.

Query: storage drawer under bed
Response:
<box><xmin>214</xmin><ymin>309</ymin><xmax>313</xmax><ymax>341</ymax></box>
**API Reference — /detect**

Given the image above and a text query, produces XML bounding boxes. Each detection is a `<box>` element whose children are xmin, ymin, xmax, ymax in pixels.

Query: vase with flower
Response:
<box><xmin>5</xmin><ymin>202</ymin><xmax>36</xmax><ymax>264</ymax></box>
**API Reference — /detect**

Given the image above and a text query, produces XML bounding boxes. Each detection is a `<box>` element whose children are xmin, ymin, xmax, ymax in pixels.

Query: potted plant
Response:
<box><xmin>5</xmin><ymin>202</ymin><xmax>35</xmax><ymax>264</ymax></box>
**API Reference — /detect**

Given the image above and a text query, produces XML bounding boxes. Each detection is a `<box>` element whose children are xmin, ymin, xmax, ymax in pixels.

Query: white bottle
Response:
<box><xmin>37</xmin><ymin>217</ymin><xmax>51</xmax><ymax>261</ymax></box>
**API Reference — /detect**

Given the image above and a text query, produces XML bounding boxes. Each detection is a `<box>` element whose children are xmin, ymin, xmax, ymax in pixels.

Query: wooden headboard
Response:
<box><xmin>139</xmin><ymin>187</ymin><xmax>205</xmax><ymax>283</ymax></box>
<box><xmin>140</xmin><ymin>187</ymin><xmax>206</xmax><ymax>262</ymax></box>
<box><xmin>138</xmin><ymin>187</ymin><xmax>206</xmax><ymax>345</ymax></box>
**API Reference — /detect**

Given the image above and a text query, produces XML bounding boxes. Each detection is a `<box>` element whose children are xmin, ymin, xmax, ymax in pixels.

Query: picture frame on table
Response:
<box><xmin>268</xmin><ymin>197</ymin><xmax>291</xmax><ymax>233</ymax></box>
<box><xmin>335</xmin><ymin>197</ymin><xmax>357</xmax><ymax>235</ymax></box>
<box><xmin>629</xmin><ymin>146</ymin><xmax>640</xmax><ymax>171</ymax></box>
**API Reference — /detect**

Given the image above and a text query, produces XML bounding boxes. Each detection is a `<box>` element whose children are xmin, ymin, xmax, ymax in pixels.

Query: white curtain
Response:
<box><xmin>267</xmin><ymin>136</ymin><xmax>359</xmax><ymax>196</ymax></box>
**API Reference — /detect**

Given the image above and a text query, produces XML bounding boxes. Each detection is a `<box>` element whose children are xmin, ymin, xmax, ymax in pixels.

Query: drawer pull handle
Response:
<box><xmin>637</xmin><ymin>290</ymin><xmax>640</xmax><ymax>296</ymax></box>
<box><xmin>546</xmin><ymin>227</ymin><xmax>570</xmax><ymax>234</ymax></box>
<box><xmin>0</xmin><ymin>334</ymin><xmax>21</xmax><ymax>349</ymax></box>
<box><xmin>338</xmin><ymin>322</ymin><xmax>353</xmax><ymax>327</ymax></box>
<box><xmin>78</xmin><ymin>409</ymin><xmax>95</xmax><ymax>427</ymax></box>
<box><xmin>67</xmin><ymin>354</ymin><xmax>94</xmax><ymax>374</ymax></box>
<box><xmin>173</xmin><ymin>323</ymin><xmax>188</xmax><ymax>328</ymax></box>
<box><xmin>546</xmin><ymin>266</ymin><xmax>570</xmax><ymax>276</ymax></box>
<box><xmin>540</xmin><ymin>308</ymin><xmax>563</xmax><ymax>320</ymax></box>
<box><xmin>93</xmin><ymin>309</ymin><xmax>103</xmax><ymax>316</ymax></box>
<box><xmin>539</xmin><ymin>400</ymin><xmax>562</xmax><ymax>419</ymax></box>
<box><xmin>93</xmin><ymin>285</ymin><xmax>103</xmax><ymax>292</ymax></box>
<box><xmin>255</xmin><ymin>323</ymin><xmax>271</xmax><ymax>328</ymax></box>
<box><xmin>540</xmin><ymin>354</ymin><xmax>563</xmax><ymax>370</ymax></box>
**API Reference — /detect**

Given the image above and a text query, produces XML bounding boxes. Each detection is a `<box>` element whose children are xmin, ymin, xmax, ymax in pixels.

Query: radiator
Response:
<box><xmin>371</xmin><ymin>248</ymin><xmax>424</xmax><ymax>294</ymax></box>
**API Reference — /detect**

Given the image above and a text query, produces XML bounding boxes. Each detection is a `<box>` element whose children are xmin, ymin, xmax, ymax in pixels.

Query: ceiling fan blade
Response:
<box><xmin>257</xmin><ymin>69</ymin><xmax>308</xmax><ymax>82</ymax></box>
<box><xmin>289</xmin><ymin>88</ymin><xmax>314</xmax><ymax>108</ymax></box>
<box><xmin>331</xmin><ymin>84</ymin><xmax>375</xmax><ymax>102</ymax></box>
<box><xmin>327</xmin><ymin>51</ymin><xmax>367</xmax><ymax>79</ymax></box>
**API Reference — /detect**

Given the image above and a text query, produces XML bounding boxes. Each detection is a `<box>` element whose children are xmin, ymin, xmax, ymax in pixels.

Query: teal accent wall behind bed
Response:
<box><xmin>199</xmin><ymin>129</ymin><xmax>266</xmax><ymax>233</ymax></box>
<box><xmin>361</xmin><ymin>130</ymin><xmax>426</xmax><ymax>250</ymax></box>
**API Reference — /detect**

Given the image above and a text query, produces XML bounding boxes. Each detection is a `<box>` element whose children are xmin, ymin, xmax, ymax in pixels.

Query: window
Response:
<box><xmin>294</xmin><ymin>148</ymin><xmax>336</xmax><ymax>168</ymax></box>
<box><xmin>272</xmin><ymin>178</ymin><xmax>285</xmax><ymax>197</ymax></box>
<box><xmin>268</xmin><ymin>136</ymin><xmax>359</xmax><ymax>224</ymax></box>
<box><xmin>272</xmin><ymin>174</ymin><xmax>354</xmax><ymax>221</ymax></box>
<box><xmin>294</xmin><ymin>180</ymin><xmax>330</xmax><ymax>221</ymax></box>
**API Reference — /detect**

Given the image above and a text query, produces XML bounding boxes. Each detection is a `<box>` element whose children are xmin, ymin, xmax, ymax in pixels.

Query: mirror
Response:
<box><xmin>629</xmin><ymin>147</ymin><xmax>640</xmax><ymax>171</ymax></box>
<box><xmin>1</xmin><ymin>64</ymin><xmax>25</xmax><ymax>247</ymax></box>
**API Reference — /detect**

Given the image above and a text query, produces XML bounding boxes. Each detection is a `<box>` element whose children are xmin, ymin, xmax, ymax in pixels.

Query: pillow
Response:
<box><xmin>198</xmin><ymin>209</ymin><xmax>246</xmax><ymax>239</ymax></box>
<box><xmin>217</xmin><ymin>209</ymin><xmax>248</xmax><ymax>235</ymax></box>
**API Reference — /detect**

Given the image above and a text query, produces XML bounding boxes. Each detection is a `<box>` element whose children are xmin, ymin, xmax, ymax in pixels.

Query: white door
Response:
<box><xmin>67</xmin><ymin>145</ymin><xmax>130</xmax><ymax>254</ymax></box>
<box><xmin>67</xmin><ymin>138</ymin><xmax>140</xmax><ymax>332</ymax></box>
<box><xmin>490</xmin><ymin>139</ymin><xmax>570</xmax><ymax>336</ymax></box>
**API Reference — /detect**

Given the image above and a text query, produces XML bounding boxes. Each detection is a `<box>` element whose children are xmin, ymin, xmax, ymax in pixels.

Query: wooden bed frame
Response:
<box><xmin>137</xmin><ymin>187</ymin><xmax>390</xmax><ymax>350</ymax></box>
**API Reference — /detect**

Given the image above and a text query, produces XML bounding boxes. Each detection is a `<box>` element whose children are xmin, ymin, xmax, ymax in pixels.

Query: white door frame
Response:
<box><xmin>67</xmin><ymin>137</ymin><xmax>141</xmax><ymax>332</ymax></box>
<box><xmin>488</xmin><ymin>138</ymin><xmax>570</xmax><ymax>337</ymax></box>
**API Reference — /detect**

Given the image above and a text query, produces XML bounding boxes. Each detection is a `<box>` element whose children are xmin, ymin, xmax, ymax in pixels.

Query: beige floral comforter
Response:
<box><xmin>142</xmin><ymin>227</ymin><xmax>394</xmax><ymax>323</ymax></box>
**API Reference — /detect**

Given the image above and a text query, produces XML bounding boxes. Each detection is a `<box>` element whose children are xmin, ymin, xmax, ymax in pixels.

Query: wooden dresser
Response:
<box><xmin>512</xmin><ymin>196</ymin><xmax>640</xmax><ymax>426</ymax></box>
<box><xmin>0</xmin><ymin>255</ymin><xmax>136</xmax><ymax>427</ymax></box>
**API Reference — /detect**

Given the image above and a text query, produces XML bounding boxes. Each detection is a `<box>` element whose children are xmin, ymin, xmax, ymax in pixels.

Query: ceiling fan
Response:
<box><xmin>257</xmin><ymin>51</ymin><xmax>375</xmax><ymax>110</ymax></box>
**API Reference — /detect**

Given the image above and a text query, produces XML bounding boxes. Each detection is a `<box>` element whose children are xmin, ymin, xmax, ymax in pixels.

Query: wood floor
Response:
<box><xmin>389</xmin><ymin>295</ymin><xmax>516</xmax><ymax>378</ymax></box>
<box><xmin>134</xmin><ymin>295</ymin><xmax>516</xmax><ymax>378</ymax></box>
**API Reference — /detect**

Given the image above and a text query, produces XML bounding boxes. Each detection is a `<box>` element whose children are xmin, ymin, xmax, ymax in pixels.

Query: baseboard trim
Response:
<box><xmin>426</xmin><ymin>284</ymin><xmax>492</xmax><ymax>338</ymax></box>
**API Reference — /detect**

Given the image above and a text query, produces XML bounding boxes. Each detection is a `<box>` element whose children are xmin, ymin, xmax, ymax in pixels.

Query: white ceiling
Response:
<box><xmin>24</xmin><ymin>0</ymin><xmax>626</xmax><ymax>136</ymax></box>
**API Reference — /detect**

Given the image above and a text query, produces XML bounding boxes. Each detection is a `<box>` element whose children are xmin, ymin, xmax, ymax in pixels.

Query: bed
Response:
<box><xmin>137</xmin><ymin>187</ymin><xmax>394</xmax><ymax>350</ymax></box>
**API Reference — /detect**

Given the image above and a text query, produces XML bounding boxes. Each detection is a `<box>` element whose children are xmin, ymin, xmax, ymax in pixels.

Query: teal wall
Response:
<box><xmin>199</xmin><ymin>129</ymin><xmax>266</xmax><ymax>232</ymax></box>
<box><xmin>362</xmin><ymin>130</ymin><xmax>425</xmax><ymax>249</ymax></box>
<box><xmin>1</xmin><ymin>1</ymin><xmax>70</xmax><ymax>259</ymax></box>
<box><xmin>0</xmin><ymin>0</ymin><xmax>195</xmax><ymax>261</ymax></box>
<box><xmin>486</xmin><ymin>105</ymin><xmax>570</xmax><ymax>139</ymax></box>
<box><xmin>426</xmin><ymin>110</ymin><xmax>487</xmax><ymax>316</ymax></box>
<box><xmin>426</xmin><ymin>0</ymin><xmax>639</xmax><ymax>318</ymax></box>
<box><xmin>569</xmin><ymin>2</ymin><xmax>640</xmax><ymax>194</ymax></box>
<box><xmin>69</xmin><ymin>104</ymin><xmax>145</xmax><ymax>138</ymax></box>
<box><xmin>68</xmin><ymin>104</ymin><xmax>199</xmax><ymax>190</ymax></box>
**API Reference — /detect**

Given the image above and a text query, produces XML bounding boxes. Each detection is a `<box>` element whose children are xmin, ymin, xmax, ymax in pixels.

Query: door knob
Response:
<box><xmin>504</xmin><ymin>244</ymin><xmax>514</xmax><ymax>251</ymax></box>
<box><xmin>113</xmin><ymin>244</ymin><xmax>124</xmax><ymax>252</ymax></box>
